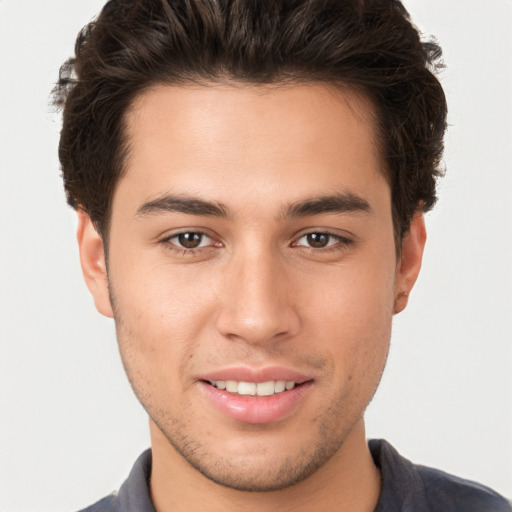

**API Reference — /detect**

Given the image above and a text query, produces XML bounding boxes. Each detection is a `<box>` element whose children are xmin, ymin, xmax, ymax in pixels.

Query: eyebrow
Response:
<box><xmin>136</xmin><ymin>194</ymin><xmax>229</xmax><ymax>218</ymax></box>
<box><xmin>283</xmin><ymin>192</ymin><xmax>372</xmax><ymax>218</ymax></box>
<box><xmin>135</xmin><ymin>191</ymin><xmax>372</xmax><ymax>220</ymax></box>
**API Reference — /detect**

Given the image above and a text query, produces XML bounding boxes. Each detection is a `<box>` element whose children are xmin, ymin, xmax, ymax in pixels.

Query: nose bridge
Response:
<box><xmin>216</xmin><ymin>242</ymin><xmax>299</xmax><ymax>345</ymax></box>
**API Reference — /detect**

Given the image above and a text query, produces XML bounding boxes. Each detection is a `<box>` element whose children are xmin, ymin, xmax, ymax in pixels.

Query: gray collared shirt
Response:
<box><xmin>78</xmin><ymin>439</ymin><xmax>511</xmax><ymax>512</ymax></box>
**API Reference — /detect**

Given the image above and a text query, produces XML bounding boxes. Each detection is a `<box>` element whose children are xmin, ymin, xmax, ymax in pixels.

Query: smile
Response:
<box><xmin>208</xmin><ymin>380</ymin><xmax>296</xmax><ymax>396</ymax></box>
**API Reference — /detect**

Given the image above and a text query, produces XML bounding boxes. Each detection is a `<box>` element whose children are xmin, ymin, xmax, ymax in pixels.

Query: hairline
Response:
<box><xmin>98</xmin><ymin>77</ymin><xmax>404</xmax><ymax>258</ymax></box>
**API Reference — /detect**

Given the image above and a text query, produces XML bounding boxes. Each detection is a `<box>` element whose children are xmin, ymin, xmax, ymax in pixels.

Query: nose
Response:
<box><xmin>215</xmin><ymin>247</ymin><xmax>300</xmax><ymax>346</ymax></box>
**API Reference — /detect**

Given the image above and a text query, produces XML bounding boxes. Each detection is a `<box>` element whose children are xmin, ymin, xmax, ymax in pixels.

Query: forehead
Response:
<box><xmin>117</xmin><ymin>82</ymin><xmax>387</xmax><ymax>215</ymax></box>
<box><xmin>126</xmin><ymin>82</ymin><xmax>379</xmax><ymax>156</ymax></box>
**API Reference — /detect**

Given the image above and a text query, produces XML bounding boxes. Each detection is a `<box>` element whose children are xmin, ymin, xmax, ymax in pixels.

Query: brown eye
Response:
<box><xmin>164</xmin><ymin>231</ymin><xmax>221</xmax><ymax>255</ymax></box>
<box><xmin>306</xmin><ymin>233</ymin><xmax>330</xmax><ymax>248</ymax></box>
<box><xmin>294</xmin><ymin>232</ymin><xmax>351</xmax><ymax>251</ymax></box>
<box><xmin>177</xmin><ymin>232</ymin><xmax>205</xmax><ymax>249</ymax></box>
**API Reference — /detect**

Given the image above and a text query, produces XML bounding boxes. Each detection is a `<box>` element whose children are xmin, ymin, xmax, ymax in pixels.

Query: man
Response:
<box><xmin>52</xmin><ymin>0</ymin><xmax>511</xmax><ymax>511</ymax></box>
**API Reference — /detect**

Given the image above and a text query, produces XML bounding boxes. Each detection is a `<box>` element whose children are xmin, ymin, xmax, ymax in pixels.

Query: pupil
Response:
<box><xmin>307</xmin><ymin>233</ymin><xmax>328</xmax><ymax>248</ymax></box>
<box><xmin>178</xmin><ymin>232</ymin><xmax>202</xmax><ymax>249</ymax></box>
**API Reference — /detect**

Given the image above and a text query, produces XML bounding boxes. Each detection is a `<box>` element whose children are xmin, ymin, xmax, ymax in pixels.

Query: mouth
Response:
<box><xmin>206</xmin><ymin>379</ymin><xmax>299</xmax><ymax>396</ymax></box>
<box><xmin>199</xmin><ymin>371</ymin><xmax>313</xmax><ymax>424</ymax></box>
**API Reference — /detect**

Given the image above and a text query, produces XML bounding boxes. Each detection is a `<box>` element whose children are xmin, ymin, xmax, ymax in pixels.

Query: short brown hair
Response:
<box><xmin>53</xmin><ymin>0</ymin><xmax>447</xmax><ymax>242</ymax></box>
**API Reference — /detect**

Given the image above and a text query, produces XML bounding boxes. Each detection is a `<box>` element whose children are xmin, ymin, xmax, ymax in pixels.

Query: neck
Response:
<box><xmin>149</xmin><ymin>418</ymin><xmax>381</xmax><ymax>512</ymax></box>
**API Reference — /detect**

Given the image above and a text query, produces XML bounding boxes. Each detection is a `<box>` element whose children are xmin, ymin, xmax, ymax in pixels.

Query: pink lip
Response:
<box><xmin>198</xmin><ymin>366</ymin><xmax>314</xmax><ymax>424</ymax></box>
<box><xmin>200</xmin><ymin>366</ymin><xmax>312</xmax><ymax>384</ymax></box>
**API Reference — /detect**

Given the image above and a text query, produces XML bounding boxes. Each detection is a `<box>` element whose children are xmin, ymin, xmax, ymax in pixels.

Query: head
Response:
<box><xmin>55</xmin><ymin>0</ymin><xmax>446</xmax><ymax>247</ymax></box>
<box><xmin>55</xmin><ymin>0</ymin><xmax>446</xmax><ymax>495</ymax></box>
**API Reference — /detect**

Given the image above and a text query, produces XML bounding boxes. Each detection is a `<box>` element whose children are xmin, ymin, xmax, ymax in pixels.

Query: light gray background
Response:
<box><xmin>1</xmin><ymin>1</ymin><xmax>511</xmax><ymax>510</ymax></box>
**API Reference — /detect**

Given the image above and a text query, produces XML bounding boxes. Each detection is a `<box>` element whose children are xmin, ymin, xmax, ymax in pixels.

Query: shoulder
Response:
<box><xmin>74</xmin><ymin>449</ymin><xmax>154</xmax><ymax>512</ymax></box>
<box><xmin>76</xmin><ymin>493</ymin><xmax>120</xmax><ymax>512</ymax></box>
<box><xmin>370</xmin><ymin>439</ymin><xmax>511</xmax><ymax>512</ymax></box>
<box><xmin>417</xmin><ymin>464</ymin><xmax>512</xmax><ymax>512</ymax></box>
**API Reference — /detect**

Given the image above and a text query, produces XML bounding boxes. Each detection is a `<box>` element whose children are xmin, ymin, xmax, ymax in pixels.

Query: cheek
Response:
<box><xmin>302</xmin><ymin>253</ymin><xmax>396</xmax><ymax>335</ymax></box>
<box><xmin>107</xmin><ymin>253</ymin><xmax>222</xmax><ymax>385</ymax></box>
<box><xmin>300</xmin><ymin>251</ymin><xmax>396</xmax><ymax>387</ymax></box>
<box><xmin>111</xmin><ymin>248</ymin><xmax>218</xmax><ymax>325</ymax></box>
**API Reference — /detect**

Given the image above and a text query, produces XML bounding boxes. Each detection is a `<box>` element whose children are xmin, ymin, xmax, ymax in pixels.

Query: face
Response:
<box><xmin>79</xmin><ymin>83</ymin><xmax>424</xmax><ymax>492</ymax></box>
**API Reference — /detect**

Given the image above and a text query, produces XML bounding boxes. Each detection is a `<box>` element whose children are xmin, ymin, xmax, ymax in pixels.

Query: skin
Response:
<box><xmin>77</xmin><ymin>83</ymin><xmax>425</xmax><ymax>512</ymax></box>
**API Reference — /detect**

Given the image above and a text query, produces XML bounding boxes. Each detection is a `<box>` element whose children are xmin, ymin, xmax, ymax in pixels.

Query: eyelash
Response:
<box><xmin>292</xmin><ymin>231</ymin><xmax>353</xmax><ymax>252</ymax></box>
<box><xmin>161</xmin><ymin>230</ymin><xmax>353</xmax><ymax>255</ymax></box>
<box><xmin>161</xmin><ymin>231</ymin><xmax>218</xmax><ymax>255</ymax></box>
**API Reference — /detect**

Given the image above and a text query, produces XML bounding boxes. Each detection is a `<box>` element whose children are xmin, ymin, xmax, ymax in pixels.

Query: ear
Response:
<box><xmin>394</xmin><ymin>212</ymin><xmax>427</xmax><ymax>315</ymax></box>
<box><xmin>76</xmin><ymin>210</ymin><xmax>114</xmax><ymax>318</ymax></box>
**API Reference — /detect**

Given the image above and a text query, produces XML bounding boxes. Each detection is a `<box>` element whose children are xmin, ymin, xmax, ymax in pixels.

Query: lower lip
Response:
<box><xmin>200</xmin><ymin>381</ymin><xmax>313</xmax><ymax>424</ymax></box>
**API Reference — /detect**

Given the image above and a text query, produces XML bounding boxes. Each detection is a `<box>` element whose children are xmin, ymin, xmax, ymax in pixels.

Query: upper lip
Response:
<box><xmin>199</xmin><ymin>366</ymin><xmax>313</xmax><ymax>384</ymax></box>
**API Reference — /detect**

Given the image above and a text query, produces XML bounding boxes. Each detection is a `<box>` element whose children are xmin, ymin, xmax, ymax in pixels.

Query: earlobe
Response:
<box><xmin>394</xmin><ymin>213</ymin><xmax>427</xmax><ymax>314</ymax></box>
<box><xmin>76</xmin><ymin>210</ymin><xmax>114</xmax><ymax>318</ymax></box>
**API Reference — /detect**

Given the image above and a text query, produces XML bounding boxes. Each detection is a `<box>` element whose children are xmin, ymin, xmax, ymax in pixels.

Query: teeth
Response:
<box><xmin>226</xmin><ymin>380</ymin><xmax>238</xmax><ymax>393</ymax></box>
<box><xmin>275</xmin><ymin>380</ymin><xmax>286</xmax><ymax>393</ymax></box>
<box><xmin>256</xmin><ymin>381</ymin><xmax>275</xmax><ymax>396</ymax></box>
<box><xmin>238</xmin><ymin>382</ymin><xmax>256</xmax><ymax>395</ymax></box>
<box><xmin>209</xmin><ymin>380</ymin><xmax>296</xmax><ymax>396</ymax></box>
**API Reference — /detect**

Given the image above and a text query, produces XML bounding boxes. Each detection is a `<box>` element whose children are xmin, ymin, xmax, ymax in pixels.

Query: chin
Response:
<box><xmin>155</xmin><ymin>413</ymin><xmax>349</xmax><ymax>492</ymax></box>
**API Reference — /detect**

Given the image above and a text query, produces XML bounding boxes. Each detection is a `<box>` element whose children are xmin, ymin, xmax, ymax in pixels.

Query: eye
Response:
<box><xmin>166</xmin><ymin>231</ymin><xmax>214</xmax><ymax>250</ymax></box>
<box><xmin>294</xmin><ymin>232</ymin><xmax>351</xmax><ymax>250</ymax></box>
